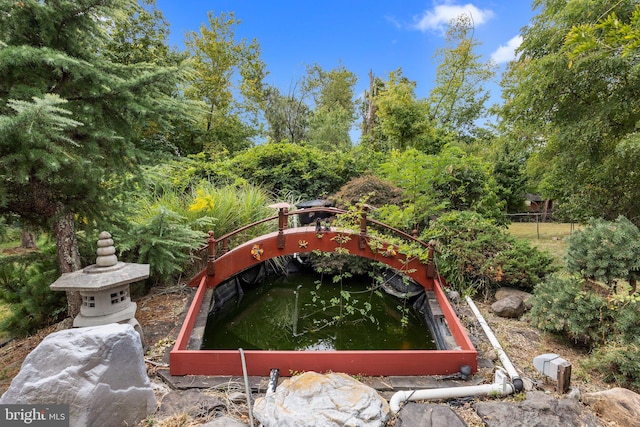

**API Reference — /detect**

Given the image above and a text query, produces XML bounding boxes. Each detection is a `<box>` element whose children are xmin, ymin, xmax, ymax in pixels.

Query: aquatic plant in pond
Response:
<box><xmin>202</xmin><ymin>273</ymin><xmax>436</xmax><ymax>351</ymax></box>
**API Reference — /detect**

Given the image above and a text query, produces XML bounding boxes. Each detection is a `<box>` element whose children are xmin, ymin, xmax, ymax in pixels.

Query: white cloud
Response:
<box><xmin>413</xmin><ymin>2</ymin><xmax>494</xmax><ymax>32</ymax></box>
<box><xmin>491</xmin><ymin>35</ymin><xmax>523</xmax><ymax>64</ymax></box>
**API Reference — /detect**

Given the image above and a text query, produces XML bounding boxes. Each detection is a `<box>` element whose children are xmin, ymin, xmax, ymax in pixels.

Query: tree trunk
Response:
<box><xmin>20</xmin><ymin>229</ymin><xmax>37</xmax><ymax>249</ymax></box>
<box><xmin>53</xmin><ymin>210</ymin><xmax>82</xmax><ymax>318</ymax></box>
<box><xmin>363</xmin><ymin>69</ymin><xmax>376</xmax><ymax>136</ymax></box>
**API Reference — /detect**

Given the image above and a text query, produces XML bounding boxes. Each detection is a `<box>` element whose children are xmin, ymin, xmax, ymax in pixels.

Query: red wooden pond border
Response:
<box><xmin>169</xmin><ymin>208</ymin><xmax>477</xmax><ymax>376</ymax></box>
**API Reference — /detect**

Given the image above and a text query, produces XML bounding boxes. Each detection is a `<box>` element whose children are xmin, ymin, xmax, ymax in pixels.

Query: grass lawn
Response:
<box><xmin>508</xmin><ymin>222</ymin><xmax>582</xmax><ymax>268</ymax></box>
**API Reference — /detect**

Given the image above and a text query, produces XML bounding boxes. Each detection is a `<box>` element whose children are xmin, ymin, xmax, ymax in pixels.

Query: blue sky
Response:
<box><xmin>156</xmin><ymin>0</ymin><xmax>537</xmax><ymax>111</ymax></box>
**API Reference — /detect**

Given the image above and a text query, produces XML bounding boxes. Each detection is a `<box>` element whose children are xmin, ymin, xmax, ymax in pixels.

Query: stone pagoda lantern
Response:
<box><xmin>50</xmin><ymin>231</ymin><xmax>149</xmax><ymax>345</ymax></box>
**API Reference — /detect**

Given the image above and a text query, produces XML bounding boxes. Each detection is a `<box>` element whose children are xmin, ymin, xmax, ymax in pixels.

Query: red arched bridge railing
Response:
<box><xmin>171</xmin><ymin>205</ymin><xmax>478</xmax><ymax>377</ymax></box>
<box><xmin>187</xmin><ymin>206</ymin><xmax>438</xmax><ymax>290</ymax></box>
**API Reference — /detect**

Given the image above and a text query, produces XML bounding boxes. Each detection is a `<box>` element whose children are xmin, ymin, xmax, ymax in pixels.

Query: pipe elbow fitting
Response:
<box><xmin>512</xmin><ymin>377</ymin><xmax>524</xmax><ymax>393</ymax></box>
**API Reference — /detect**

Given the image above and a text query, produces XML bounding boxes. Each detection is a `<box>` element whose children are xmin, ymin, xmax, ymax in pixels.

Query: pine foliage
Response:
<box><xmin>0</xmin><ymin>0</ymin><xmax>188</xmax><ymax>228</ymax></box>
<box><xmin>0</xmin><ymin>241</ymin><xmax>66</xmax><ymax>337</ymax></box>
<box><xmin>566</xmin><ymin>216</ymin><xmax>640</xmax><ymax>293</ymax></box>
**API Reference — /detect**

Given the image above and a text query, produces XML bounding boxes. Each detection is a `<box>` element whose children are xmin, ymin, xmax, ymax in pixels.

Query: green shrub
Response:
<box><xmin>586</xmin><ymin>336</ymin><xmax>640</xmax><ymax>391</ymax></box>
<box><xmin>566</xmin><ymin>216</ymin><xmax>640</xmax><ymax>294</ymax></box>
<box><xmin>118</xmin><ymin>206</ymin><xmax>211</xmax><ymax>283</ymax></box>
<box><xmin>530</xmin><ymin>222</ymin><xmax>640</xmax><ymax>391</ymax></box>
<box><xmin>113</xmin><ymin>183</ymin><xmax>273</xmax><ymax>285</ymax></box>
<box><xmin>0</xmin><ymin>219</ymin><xmax>21</xmax><ymax>245</ymax></box>
<box><xmin>222</xmin><ymin>142</ymin><xmax>355</xmax><ymax>199</ymax></box>
<box><xmin>330</xmin><ymin>175</ymin><xmax>403</xmax><ymax>209</ymax></box>
<box><xmin>529</xmin><ymin>273</ymin><xmax>611</xmax><ymax>346</ymax></box>
<box><xmin>185</xmin><ymin>182</ymin><xmax>273</xmax><ymax>239</ymax></box>
<box><xmin>0</xmin><ymin>241</ymin><xmax>66</xmax><ymax>337</ymax></box>
<box><xmin>378</xmin><ymin>146</ymin><xmax>506</xmax><ymax>229</ymax></box>
<box><xmin>425</xmin><ymin>211</ymin><xmax>555</xmax><ymax>295</ymax></box>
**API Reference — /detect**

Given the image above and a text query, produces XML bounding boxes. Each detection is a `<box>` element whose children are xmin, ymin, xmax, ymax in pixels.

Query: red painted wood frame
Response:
<box><xmin>170</xmin><ymin>223</ymin><xmax>477</xmax><ymax>376</ymax></box>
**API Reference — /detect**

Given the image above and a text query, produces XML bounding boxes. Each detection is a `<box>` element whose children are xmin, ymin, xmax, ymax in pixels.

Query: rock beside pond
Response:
<box><xmin>0</xmin><ymin>323</ymin><xmax>156</xmax><ymax>427</ymax></box>
<box><xmin>475</xmin><ymin>391</ymin><xmax>602</xmax><ymax>427</ymax></box>
<box><xmin>491</xmin><ymin>294</ymin><xmax>525</xmax><ymax>318</ymax></box>
<box><xmin>396</xmin><ymin>403</ymin><xmax>466</xmax><ymax>427</ymax></box>
<box><xmin>252</xmin><ymin>371</ymin><xmax>389</xmax><ymax>427</ymax></box>
<box><xmin>495</xmin><ymin>287</ymin><xmax>534</xmax><ymax>310</ymax></box>
<box><xmin>582</xmin><ymin>387</ymin><xmax>640</xmax><ymax>427</ymax></box>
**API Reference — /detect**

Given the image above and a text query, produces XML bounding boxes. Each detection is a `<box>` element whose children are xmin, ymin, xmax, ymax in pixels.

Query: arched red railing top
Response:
<box><xmin>208</xmin><ymin>206</ymin><xmax>430</xmax><ymax>252</ymax></box>
<box><xmin>189</xmin><ymin>206</ymin><xmax>438</xmax><ymax>288</ymax></box>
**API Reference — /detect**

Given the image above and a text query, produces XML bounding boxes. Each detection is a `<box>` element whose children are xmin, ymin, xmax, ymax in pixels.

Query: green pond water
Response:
<box><xmin>201</xmin><ymin>273</ymin><xmax>437</xmax><ymax>351</ymax></box>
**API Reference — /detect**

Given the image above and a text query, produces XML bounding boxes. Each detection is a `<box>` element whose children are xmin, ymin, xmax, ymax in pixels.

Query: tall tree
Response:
<box><xmin>263</xmin><ymin>84</ymin><xmax>310</xmax><ymax>144</ymax></box>
<box><xmin>374</xmin><ymin>69</ymin><xmax>435</xmax><ymax>152</ymax></box>
<box><xmin>185</xmin><ymin>11</ymin><xmax>267</xmax><ymax>154</ymax></box>
<box><xmin>0</xmin><ymin>0</ymin><xmax>187</xmax><ymax>316</ymax></box>
<box><xmin>104</xmin><ymin>0</ymin><xmax>195</xmax><ymax>157</ymax></box>
<box><xmin>497</xmin><ymin>0</ymin><xmax>640</xmax><ymax>223</ymax></box>
<box><xmin>104</xmin><ymin>0</ymin><xmax>183</xmax><ymax>67</ymax></box>
<box><xmin>304</xmin><ymin>64</ymin><xmax>357</xmax><ymax>151</ymax></box>
<box><xmin>428</xmin><ymin>13</ymin><xmax>496</xmax><ymax>141</ymax></box>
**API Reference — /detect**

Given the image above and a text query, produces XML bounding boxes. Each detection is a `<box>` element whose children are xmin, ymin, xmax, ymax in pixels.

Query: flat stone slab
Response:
<box><xmin>475</xmin><ymin>391</ymin><xmax>602</xmax><ymax>427</ymax></box>
<box><xmin>157</xmin><ymin>370</ymin><xmax>270</xmax><ymax>392</ymax></box>
<box><xmin>397</xmin><ymin>403</ymin><xmax>467</xmax><ymax>427</ymax></box>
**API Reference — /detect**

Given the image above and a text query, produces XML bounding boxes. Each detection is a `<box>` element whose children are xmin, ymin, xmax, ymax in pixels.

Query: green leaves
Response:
<box><xmin>428</xmin><ymin>14</ymin><xmax>496</xmax><ymax>140</ymax></box>
<box><xmin>497</xmin><ymin>0</ymin><xmax>640</xmax><ymax>223</ymax></box>
<box><xmin>565</xmin><ymin>8</ymin><xmax>640</xmax><ymax>60</ymax></box>
<box><xmin>566</xmin><ymin>216</ymin><xmax>640</xmax><ymax>292</ymax></box>
<box><xmin>426</xmin><ymin>210</ymin><xmax>555</xmax><ymax>294</ymax></box>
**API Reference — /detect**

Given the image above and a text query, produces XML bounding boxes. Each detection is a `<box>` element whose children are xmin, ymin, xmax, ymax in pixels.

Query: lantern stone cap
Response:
<box><xmin>50</xmin><ymin>231</ymin><xmax>149</xmax><ymax>292</ymax></box>
<box><xmin>50</xmin><ymin>263</ymin><xmax>149</xmax><ymax>292</ymax></box>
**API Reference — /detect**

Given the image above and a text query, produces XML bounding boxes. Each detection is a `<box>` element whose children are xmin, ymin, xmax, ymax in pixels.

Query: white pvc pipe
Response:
<box><xmin>465</xmin><ymin>296</ymin><xmax>523</xmax><ymax>391</ymax></box>
<box><xmin>390</xmin><ymin>370</ymin><xmax>513</xmax><ymax>413</ymax></box>
<box><xmin>389</xmin><ymin>297</ymin><xmax>523</xmax><ymax>413</ymax></box>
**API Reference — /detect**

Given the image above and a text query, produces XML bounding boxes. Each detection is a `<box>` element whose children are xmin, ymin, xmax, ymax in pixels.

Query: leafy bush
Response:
<box><xmin>425</xmin><ymin>211</ymin><xmax>555</xmax><ymax>295</ymax></box>
<box><xmin>566</xmin><ymin>216</ymin><xmax>640</xmax><ymax>294</ymax></box>
<box><xmin>221</xmin><ymin>142</ymin><xmax>356</xmax><ymax>199</ymax></box>
<box><xmin>0</xmin><ymin>219</ymin><xmax>22</xmax><ymax>245</ymax></box>
<box><xmin>111</xmin><ymin>183</ymin><xmax>274</xmax><ymax>285</ymax></box>
<box><xmin>330</xmin><ymin>174</ymin><xmax>403</xmax><ymax>209</ymax></box>
<box><xmin>529</xmin><ymin>273</ymin><xmax>611</xmax><ymax>346</ymax></box>
<box><xmin>0</xmin><ymin>241</ymin><xmax>66</xmax><ymax>337</ymax></box>
<box><xmin>531</xmin><ymin>217</ymin><xmax>640</xmax><ymax>391</ymax></box>
<box><xmin>586</xmin><ymin>336</ymin><xmax>640</xmax><ymax>391</ymax></box>
<box><xmin>378</xmin><ymin>146</ymin><xmax>506</xmax><ymax>230</ymax></box>
<box><xmin>185</xmin><ymin>182</ymin><xmax>273</xmax><ymax>239</ymax></box>
<box><xmin>142</xmin><ymin>153</ymin><xmax>243</xmax><ymax>194</ymax></box>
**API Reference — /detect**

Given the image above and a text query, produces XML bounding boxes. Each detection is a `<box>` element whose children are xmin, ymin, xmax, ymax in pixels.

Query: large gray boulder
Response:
<box><xmin>0</xmin><ymin>323</ymin><xmax>156</xmax><ymax>427</ymax></box>
<box><xmin>495</xmin><ymin>287</ymin><xmax>533</xmax><ymax>310</ymax></box>
<box><xmin>583</xmin><ymin>388</ymin><xmax>640</xmax><ymax>427</ymax></box>
<box><xmin>253</xmin><ymin>371</ymin><xmax>389</xmax><ymax>427</ymax></box>
<box><xmin>491</xmin><ymin>295</ymin><xmax>526</xmax><ymax>318</ymax></box>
